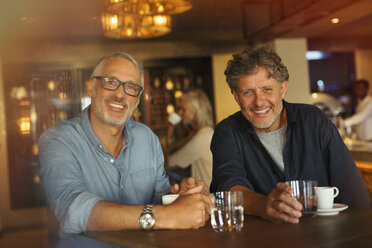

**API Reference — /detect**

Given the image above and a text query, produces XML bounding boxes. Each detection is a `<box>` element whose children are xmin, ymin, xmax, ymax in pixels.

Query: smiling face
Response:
<box><xmin>233</xmin><ymin>67</ymin><xmax>288</xmax><ymax>133</ymax></box>
<box><xmin>87</xmin><ymin>58</ymin><xmax>141</xmax><ymax>128</ymax></box>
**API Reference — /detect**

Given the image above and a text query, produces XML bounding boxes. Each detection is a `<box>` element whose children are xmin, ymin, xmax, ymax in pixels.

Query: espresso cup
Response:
<box><xmin>162</xmin><ymin>194</ymin><xmax>179</xmax><ymax>205</ymax></box>
<box><xmin>286</xmin><ymin>180</ymin><xmax>318</xmax><ymax>216</ymax></box>
<box><xmin>315</xmin><ymin>186</ymin><xmax>339</xmax><ymax>209</ymax></box>
<box><xmin>168</xmin><ymin>112</ymin><xmax>182</xmax><ymax>126</ymax></box>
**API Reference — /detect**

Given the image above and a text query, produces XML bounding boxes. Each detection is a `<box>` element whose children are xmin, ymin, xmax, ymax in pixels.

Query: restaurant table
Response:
<box><xmin>84</xmin><ymin>209</ymin><xmax>372</xmax><ymax>248</ymax></box>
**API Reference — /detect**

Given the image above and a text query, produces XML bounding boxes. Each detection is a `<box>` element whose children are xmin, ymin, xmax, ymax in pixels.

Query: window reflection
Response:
<box><xmin>3</xmin><ymin>64</ymin><xmax>90</xmax><ymax>209</ymax></box>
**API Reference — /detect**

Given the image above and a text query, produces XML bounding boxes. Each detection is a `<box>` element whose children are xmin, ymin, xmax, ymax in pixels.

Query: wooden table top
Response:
<box><xmin>83</xmin><ymin>209</ymin><xmax>372</xmax><ymax>248</ymax></box>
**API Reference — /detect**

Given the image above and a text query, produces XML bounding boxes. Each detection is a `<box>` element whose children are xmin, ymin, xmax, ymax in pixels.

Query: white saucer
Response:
<box><xmin>317</xmin><ymin>203</ymin><xmax>349</xmax><ymax>216</ymax></box>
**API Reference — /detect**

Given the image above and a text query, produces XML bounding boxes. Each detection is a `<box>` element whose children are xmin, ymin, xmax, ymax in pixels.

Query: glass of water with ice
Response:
<box><xmin>210</xmin><ymin>191</ymin><xmax>244</xmax><ymax>232</ymax></box>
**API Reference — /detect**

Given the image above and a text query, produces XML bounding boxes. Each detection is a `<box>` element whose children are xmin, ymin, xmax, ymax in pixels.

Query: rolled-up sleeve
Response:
<box><xmin>39</xmin><ymin>132</ymin><xmax>103</xmax><ymax>234</ymax></box>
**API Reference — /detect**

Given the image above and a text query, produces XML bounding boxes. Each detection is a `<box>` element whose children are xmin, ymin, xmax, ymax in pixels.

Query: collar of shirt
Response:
<box><xmin>79</xmin><ymin>106</ymin><xmax>132</xmax><ymax>153</ymax></box>
<box><xmin>234</xmin><ymin>100</ymin><xmax>298</xmax><ymax>134</ymax></box>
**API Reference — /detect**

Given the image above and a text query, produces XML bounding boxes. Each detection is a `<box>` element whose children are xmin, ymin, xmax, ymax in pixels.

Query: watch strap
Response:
<box><xmin>139</xmin><ymin>204</ymin><xmax>155</xmax><ymax>230</ymax></box>
<box><xmin>142</xmin><ymin>204</ymin><xmax>154</xmax><ymax>214</ymax></box>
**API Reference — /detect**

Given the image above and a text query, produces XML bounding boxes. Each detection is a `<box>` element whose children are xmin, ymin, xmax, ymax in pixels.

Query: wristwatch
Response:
<box><xmin>138</xmin><ymin>204</ymin><xmax>155</xmax><ymax>230</ymax></box>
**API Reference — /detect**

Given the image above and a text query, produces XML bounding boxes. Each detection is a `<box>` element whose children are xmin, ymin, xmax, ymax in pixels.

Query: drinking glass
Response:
<box><xmin>210</xmin><ymin>191</ymin><xmax>244</xmax><ymax>232</ymax></box>
<box><xmin>286</xmin><ymin>180</ymin><xmax>318</xmax><ymax>216</ymax></box>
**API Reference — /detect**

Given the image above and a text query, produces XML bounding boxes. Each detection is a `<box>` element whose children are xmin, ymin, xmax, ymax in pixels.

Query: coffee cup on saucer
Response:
<box><xmin>315</xmin><ymin>186</ymin><xmax>339</xmax><ymax>209</ymax></box>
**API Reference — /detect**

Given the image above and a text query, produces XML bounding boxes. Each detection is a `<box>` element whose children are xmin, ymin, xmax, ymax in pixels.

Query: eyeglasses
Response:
<box><xmin>92</xmin><ymin>76</ymin><xmax>143</xmax><ymax>97</ymax></box>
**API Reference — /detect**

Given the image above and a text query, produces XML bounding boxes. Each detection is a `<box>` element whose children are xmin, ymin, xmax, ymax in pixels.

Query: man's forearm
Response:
<box><xmin>86</xmin><ymin>201</ymin><xmax>144</xmax><ymax>231</ymax></box>
<box><xmin>230</xmin><ymin>185</ymin><xmax>266</xmax><ymax>218</ymax></box>
<box><xmin>230</xmin><ymin>184</ymin><xmax>303</xmax><ymax>224</ymax></box>
<box><xmin>86</xmin><ymin>192</ymin><xmax>211</xmax><ymax>231</ymax></box>
<box><xmin>86</xmin><ymin>201</ymin><xmax>174</xmax><ymax>231</ymax></box>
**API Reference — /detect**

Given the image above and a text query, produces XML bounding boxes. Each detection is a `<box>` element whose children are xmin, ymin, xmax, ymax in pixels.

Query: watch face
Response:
<box><xmin>139</xmin><ymin>213</ymin><xmax>155</xmax><ymax>229</ymax></box>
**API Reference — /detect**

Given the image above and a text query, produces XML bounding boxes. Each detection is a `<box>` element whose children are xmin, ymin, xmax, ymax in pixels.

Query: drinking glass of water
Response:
<box><xmin>286</xmin><ymin>180</ymin><xmax>318</xmax><ymax>217</ymax></box>
<box><xmin>210</xmin><ymin>191</ymin><xmax>244</xmax><ymax>232</ymax></box>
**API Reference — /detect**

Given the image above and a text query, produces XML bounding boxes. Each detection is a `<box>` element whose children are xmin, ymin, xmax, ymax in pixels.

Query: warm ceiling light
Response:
<box><xmin>110</xmin><ymin>15</ymin><xmax>118</xmax><ymax>27</ymax></box>
<box><xmin>158</xmin><ymin>5</ymin><xmax>164</xmax><ymax>13</ymax></box>
<box><xmin>154</xmin><ymin>15</ymin><xmax>167</xmax><ymax>25</ymax></box>
<box><xmin>158</xmin><ymin>0</ymin><xmax>192</xmax><ymax>15</ymax></box>
<box><xmin>105</xmin><ymin>0</ymin><xmax>192</xmax><ymax>15</ymax></box>
<box><xmin>331</xmin><ymin>18</ymin><xmax>340</xmax><ymax>24</ymax></box>
<box><xmin>102</xmin><ymin>0</ymin><xmax>192</xmax><ymax>39</ymax></box>
<box><xmin>102</xmin><ymin>12</ymin><xmax>171</xmax><ymax>39</ymax></box>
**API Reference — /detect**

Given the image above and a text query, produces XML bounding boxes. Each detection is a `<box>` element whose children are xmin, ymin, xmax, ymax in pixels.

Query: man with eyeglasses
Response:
<box><xmin>39</xmin><ymin>52</ymin><xmax>211</xmax><ymax>246</ymax></box>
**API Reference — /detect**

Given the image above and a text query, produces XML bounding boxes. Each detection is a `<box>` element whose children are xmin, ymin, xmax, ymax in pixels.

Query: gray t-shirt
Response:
<box><xmin>256</xmin><ymin>123</ymin><xmax>287</xmax><ymax>173</ymax></box>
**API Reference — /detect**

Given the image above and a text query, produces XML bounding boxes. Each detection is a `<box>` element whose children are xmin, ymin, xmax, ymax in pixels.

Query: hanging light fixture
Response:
<box><xmin>102</xmin><ymin>0</ymin><xmax>192</xmax><ymax>39</ymax></box>
<box><xmin>102</xmin><ymin>12</ymin><xmax>172</xmax><ymax>39</ymax></box>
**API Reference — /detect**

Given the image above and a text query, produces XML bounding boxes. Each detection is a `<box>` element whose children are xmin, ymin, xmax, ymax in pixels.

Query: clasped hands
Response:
<box><xmin>171</xmin><ymin>177</ymin><xmax>210</xmax><ymax>195</ymax></box>
<box><xmin>161</xmin><ymin>177</ymin><xmax>212</xmax><ymax>229</ymax></box>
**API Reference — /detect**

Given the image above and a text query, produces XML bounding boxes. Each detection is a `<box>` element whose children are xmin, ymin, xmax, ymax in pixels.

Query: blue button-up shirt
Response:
<box><xmin>39</xmin><ymin>107</ymin><xmax>171</xmax><ymax>238</ymax></box>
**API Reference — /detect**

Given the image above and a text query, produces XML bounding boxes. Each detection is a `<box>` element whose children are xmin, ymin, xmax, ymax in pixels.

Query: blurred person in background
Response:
<box><xmin>165</xmin><ymin>89</ymin><xmax>214</xmax><ymax>186</ymax></box>
<box><xmin>342</xmin><ymin>79</ymin><xmax>372</xmax><ymax>141</ymax></box>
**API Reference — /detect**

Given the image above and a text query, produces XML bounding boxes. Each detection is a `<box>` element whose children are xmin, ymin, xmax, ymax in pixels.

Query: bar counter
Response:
<box><xmin>84</xmin><ymin>209</ymin><xmax>372</xmax><ymax>248</ymax></box>
<box><xmin>344</xmin><ymin>140</ymin><xmax>372</xmax><ymax>207</ymax></box>
<box><xmin>346</xmin><ymin>140</ymin><xmax>372</xmax><ymax>162</ymax></box>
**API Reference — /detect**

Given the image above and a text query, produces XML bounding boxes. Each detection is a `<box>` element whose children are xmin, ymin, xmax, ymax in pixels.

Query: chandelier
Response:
<box><xmin>102</xmin><ymin>0</ymin><xmax>193</xmax><ymax>39</ymax></box>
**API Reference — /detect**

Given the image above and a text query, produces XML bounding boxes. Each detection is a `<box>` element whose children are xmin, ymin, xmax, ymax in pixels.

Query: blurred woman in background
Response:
<box><xmin>165</xmin><ymin>89</ymin><xmax>214</xmax><ymax>186</ymax></box>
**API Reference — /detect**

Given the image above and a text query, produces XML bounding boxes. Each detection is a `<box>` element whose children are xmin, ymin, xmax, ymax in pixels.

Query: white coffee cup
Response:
<box><xmin>168</xmin><ymin>112</ymin><xmax>182</xmax><ymax>126</ymax></box>
<box><xmin>315</xmin><ymin>186</ymin><xmax>339</xmax><ymax>209</ymax></box>
<box><xmin>162</xmin><ymin>194</ymin><xmax>179</xmax><ymax>205</ymax></box>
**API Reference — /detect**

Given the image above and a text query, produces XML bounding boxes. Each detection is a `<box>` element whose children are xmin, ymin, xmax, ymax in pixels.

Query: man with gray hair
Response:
<box><xmin>39</xmin><ymin>52</ymin><xmax>211</xmax><ymax>247</ymax></box>
<box><xmin>210</xmin><ymin>43</ymin><xmax>370</xmax><ymax>224</ymax></box>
